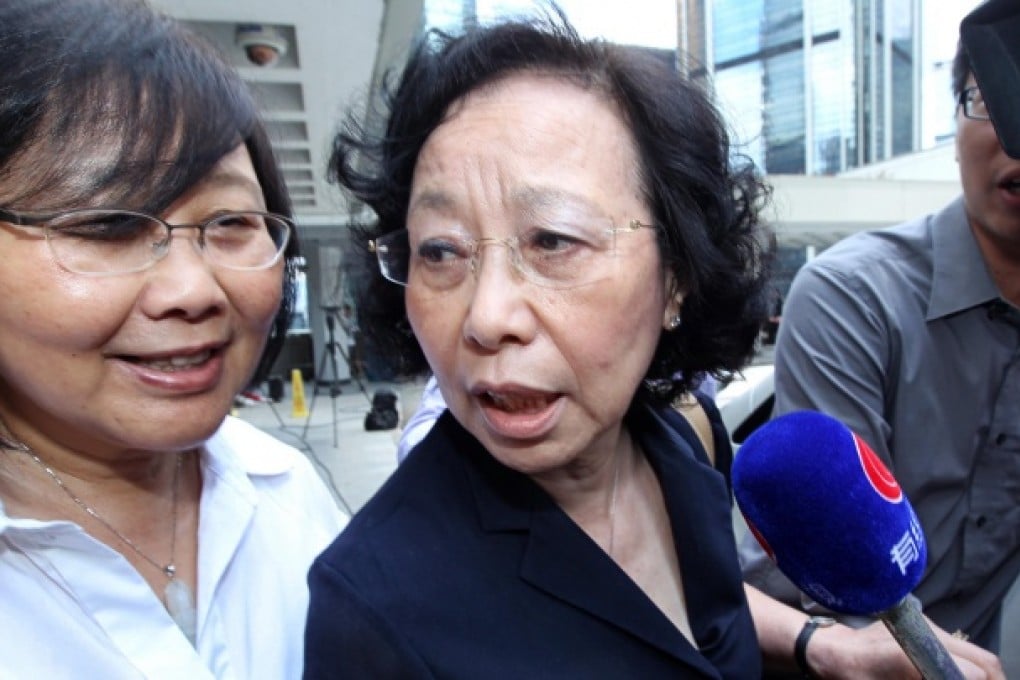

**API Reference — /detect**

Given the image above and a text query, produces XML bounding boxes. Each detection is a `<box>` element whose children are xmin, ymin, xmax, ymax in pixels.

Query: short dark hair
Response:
<box><xmin>330</xmin><ymin>12</ymin><xmax>772</xmax><ymax>400</ymax></box>
<box><xmin>951</xmin><ymin>39</ymin><xmax>971</xmax><ymax>98</ymax></box>
<box><xmin>0</xmin><ymin>0</ymin><xmax>298</xmax><ymax>383</ymax></box>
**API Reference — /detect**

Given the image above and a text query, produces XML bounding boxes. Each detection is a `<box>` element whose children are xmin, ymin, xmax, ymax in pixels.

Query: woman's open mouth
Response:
<box><xmin>480</xmin><ymin>389</ymin><xmax>556</xmax><ymax>413</ymax></box>
<box><xmin>475</xmin><ymin>386</ymin><xmax>564</xmax><ymax>440</ymax></box>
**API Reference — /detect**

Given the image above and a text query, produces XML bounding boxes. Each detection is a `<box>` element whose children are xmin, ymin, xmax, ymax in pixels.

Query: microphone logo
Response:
<box><xmin>746</xmin><ymin>521</ymin><xmax>775</xmax><ymax>561</ymax></box>
<box><xmin>854</xmin><ymin>432</ymin><xmax>902</xmax><ymax>503</ymax></box>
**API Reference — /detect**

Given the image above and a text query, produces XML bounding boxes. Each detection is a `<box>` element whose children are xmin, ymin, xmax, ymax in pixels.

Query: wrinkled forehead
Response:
<box><xmin>414</xmin><ymin>72</ymin><xmax>645</xmax><ymax>218</ymax></box>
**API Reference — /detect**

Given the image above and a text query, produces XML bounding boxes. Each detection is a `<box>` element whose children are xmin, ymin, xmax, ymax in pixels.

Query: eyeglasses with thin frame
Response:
<box><xmin>0</xmin><ymin>207</ymin><xmax>292</xmax><ymax>276</ymax></box>
<box><xmin>369</xmin><ymin>218</ymin><xmax>656</xmax><ymax>291</ymax></box>
<box><xmin>958</xmin><ymin>87</ymin><xmax>989</xmax><ymax>121</ymax></box>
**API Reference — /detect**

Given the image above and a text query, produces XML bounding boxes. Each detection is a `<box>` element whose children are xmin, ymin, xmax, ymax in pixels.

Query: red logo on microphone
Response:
<box><xmin>744</xmin><ymin>517</ymin><xmax>775</xmax><ymax>561</ymax></box>
<box><xmin>854</xmin><ymin>432</ymin><xmax>902</xmax><ymax>503</ymax></box>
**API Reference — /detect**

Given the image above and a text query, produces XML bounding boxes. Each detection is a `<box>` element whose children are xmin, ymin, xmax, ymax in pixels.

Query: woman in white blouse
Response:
<box><xmin>0</xmin><ymin>1</ymin><xmax>345</xmax><ymax>677</ymax></box>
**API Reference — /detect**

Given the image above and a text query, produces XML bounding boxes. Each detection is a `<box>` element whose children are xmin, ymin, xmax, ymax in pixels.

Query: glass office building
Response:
<box><xmin>419</xmin><ymin>1</ymin><xmax>926</xmax><ymax>177</ymax></box>
<box><xmin>683</xmin><ymin>0</ymin><xmax>919</xmax><ymax>176</ymax></box>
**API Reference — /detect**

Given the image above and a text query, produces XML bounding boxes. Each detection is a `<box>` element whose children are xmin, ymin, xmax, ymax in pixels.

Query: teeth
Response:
<box><xmin>139</xmin><ymin>349</ymin><xmax>212</xmax><ymax>371</ymax></box>
<box><xmin>487</xmin><ymin>391</ymin><xmax>548</xmax><ymax>412</ymax></box>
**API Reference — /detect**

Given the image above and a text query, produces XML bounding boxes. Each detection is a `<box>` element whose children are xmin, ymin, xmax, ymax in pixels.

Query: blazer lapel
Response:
<box><xmin>636</xmin><ymin>401</ymin><xmax>753</xmax><ymax>666</ymax></box>
<box><xmin>520</xmin><ymin>506</ymin><xmax>717</xmax><ymax>677</ymax></box>
<box><xmin>452</xmin><ymin>413</ymin><xmax>719</xmax><ymax>676</ymax></box>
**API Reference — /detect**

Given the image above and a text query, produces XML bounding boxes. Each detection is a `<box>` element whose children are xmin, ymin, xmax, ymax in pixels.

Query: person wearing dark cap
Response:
<box><xmin>739</xmin><ymin>2</ymin><xmax>1018</xmax><ymax>677</ymax></box>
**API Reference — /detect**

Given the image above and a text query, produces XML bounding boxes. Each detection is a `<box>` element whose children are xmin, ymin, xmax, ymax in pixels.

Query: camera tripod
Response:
<box><xmin>316</xmin><ymin>306</ymin><xmax>370</xmax><ymax>397</ymax></box>
<box><xmin>300</xmin><ymin>306</ymin><xmax>371</xmax><ymax>445</ymax></box>
<box><xmin>313</xmin><ymin>310</ymin><xmax>345</xmax><ymax>400</ymax></box>
<box><xmin>262</xmin><ymin>311</ymin><xmax>357</xmax><ymax>513</ymax></box>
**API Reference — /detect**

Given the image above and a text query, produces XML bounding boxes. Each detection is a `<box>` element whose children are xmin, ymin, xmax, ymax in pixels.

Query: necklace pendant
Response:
<box><xmin>164</xmin><ymin>564</ymin><xmax>176</xmax><ymax>578</ymax></box>
<box><xmin>165</xmin><ymin>578</ymin><xmax>197</xmax><ymax>645</ymax></box>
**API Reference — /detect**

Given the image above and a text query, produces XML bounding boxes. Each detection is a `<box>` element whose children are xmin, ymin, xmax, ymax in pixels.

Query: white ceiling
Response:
<box><xmin>152</xmin><ymin>0</ymin><xmax>387</xmax><ymax>221</ymax></box>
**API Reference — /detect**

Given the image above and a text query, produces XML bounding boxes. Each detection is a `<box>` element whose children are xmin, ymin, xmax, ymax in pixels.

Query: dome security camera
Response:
<box><xmin>235</xmin><ymin>24</ymin><xmax>288</xmax><ymax>68</ymax></box>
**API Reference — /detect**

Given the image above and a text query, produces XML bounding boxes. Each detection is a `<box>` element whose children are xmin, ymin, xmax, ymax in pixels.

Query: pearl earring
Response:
<box><xmin>666</xmin><ymin>314</ymin><xmax>682</xmax><ymax>331</ymax></box>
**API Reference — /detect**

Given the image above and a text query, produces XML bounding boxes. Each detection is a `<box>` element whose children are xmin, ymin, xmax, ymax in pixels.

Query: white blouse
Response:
<box><xmin>0</xmin><ymin>417</ymin><xmax>347</xmax><ymax>679</ymax></box>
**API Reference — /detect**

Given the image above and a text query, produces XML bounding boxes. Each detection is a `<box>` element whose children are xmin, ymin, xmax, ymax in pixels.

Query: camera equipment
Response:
<box><xmin>235</xmin><ymin>24</ymin><xmax>288</xmax><ymax>68</ymax></box>
<box><xmin>299</xmin><ymin>306</ymin><xmax>371</xmax><ymax>447</ymax></box>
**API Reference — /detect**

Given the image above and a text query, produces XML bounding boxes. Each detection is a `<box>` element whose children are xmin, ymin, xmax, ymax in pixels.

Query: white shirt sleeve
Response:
<box><xmin>396</xmin><ymin>375</ymin><xmax>447</xmax><ymax>463</ymax></box>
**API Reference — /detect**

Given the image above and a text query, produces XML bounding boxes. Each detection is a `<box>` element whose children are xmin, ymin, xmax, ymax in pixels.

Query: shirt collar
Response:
<box><xmin>203</xmin><ymin>415</ymin><xmax>297</xmax><ymax>477</ymax></box>
<box><xmin>0</xmin><ymin>416</ymin><xmax>293</xmax><ymax>536</ymax></box>
<box><xmin>928</xmin><ymin>196</ymin><xmax>1002</xmax><ymax>320</ymax></box>
<box><xmin>0</xmin><ymin>499</ymin><xmax>75</xmax><ymax>536</ymax></box>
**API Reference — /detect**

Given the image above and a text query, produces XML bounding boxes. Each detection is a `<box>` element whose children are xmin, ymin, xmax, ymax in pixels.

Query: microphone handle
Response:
<box><xmin>879</xmin><ymin>597</ymin><xmax>965</xmax><ymax>680</ymax></box>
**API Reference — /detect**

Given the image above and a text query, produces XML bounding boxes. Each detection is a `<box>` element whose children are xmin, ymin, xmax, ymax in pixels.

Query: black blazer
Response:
<box><xmin>304</xmin><ymin>394</ymin><xmax>759</xmax><ymax>679</ymax></box>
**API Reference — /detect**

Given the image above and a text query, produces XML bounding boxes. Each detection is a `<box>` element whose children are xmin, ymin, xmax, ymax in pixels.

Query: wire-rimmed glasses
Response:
<box><xmin>0</xmin><ymin>207</ymin><xmax>292</xmax><ymax>276</ymax></box>
<box><xmin>958</xmin><ymin>87</ymin><xmax>989</xmax><ymax>121</ymax></box>
<box><xmin>369</xmin><ymin>218</ymin><xmax>655</xmax><ymax>291</ymax></box>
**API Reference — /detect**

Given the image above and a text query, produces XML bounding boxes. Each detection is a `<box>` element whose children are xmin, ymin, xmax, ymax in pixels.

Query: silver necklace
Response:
<box><xmin>24</xmin><ymin>448</ymin><xmax>181</xmax><ymax>577</ymax></box>
<box><xmin>8</xmin><ymin>440</ymin><xmax>197</xmax><ymax>643</ymax></box>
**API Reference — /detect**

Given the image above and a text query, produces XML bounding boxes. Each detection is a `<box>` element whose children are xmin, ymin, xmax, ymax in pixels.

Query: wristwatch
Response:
<box><xmin>794</xmin><ymin>615</ymin><xmax>836</xmax><ymax>677</ymax></box>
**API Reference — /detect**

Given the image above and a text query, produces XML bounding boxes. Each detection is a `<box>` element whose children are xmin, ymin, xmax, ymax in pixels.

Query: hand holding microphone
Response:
<box><xmin>733</xmin><ymin>411</ymin><xmax>969</xmax><ymax>679</ymax></box>
<box><xmin>789</xmin><ymin>617</ymin><xmax>1002</xmax><ymax>680</ymax></box>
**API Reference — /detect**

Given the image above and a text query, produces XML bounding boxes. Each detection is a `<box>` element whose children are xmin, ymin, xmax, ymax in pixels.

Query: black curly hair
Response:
<box><xmin>330</xmin><ymin>11</ymin><xmax>772</xmax><ymax>403</ymax></box>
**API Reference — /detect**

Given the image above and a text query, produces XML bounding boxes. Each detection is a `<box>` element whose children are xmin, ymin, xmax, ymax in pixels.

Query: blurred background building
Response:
<box><xmin>686</xmin><ymin>0</ymin><xmax>922</xmax><ymax>175</ymax></box>
<box><xmin>151</xmin><ymin>0</ymin><xmax>977</xmax><ymax>377</ymax></box>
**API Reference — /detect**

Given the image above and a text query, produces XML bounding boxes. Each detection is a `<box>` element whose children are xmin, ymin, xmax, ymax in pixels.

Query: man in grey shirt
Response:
<box><xmin>740</xmin><ymin>28</ymin><xmax>1016</xmax><ymax>680</ymax></box>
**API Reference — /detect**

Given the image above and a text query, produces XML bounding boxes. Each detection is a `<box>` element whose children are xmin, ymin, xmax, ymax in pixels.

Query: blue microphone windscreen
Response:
<box><xmin>733</xmin><ymin>411</ymin><xmax>926</xmax><ymax>615</ymax></box>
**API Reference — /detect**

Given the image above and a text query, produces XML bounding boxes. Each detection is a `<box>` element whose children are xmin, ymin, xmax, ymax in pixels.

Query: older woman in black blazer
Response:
<box><xmin>305</xmin><ymin>12</ymin><xmax>771</xmax><ymax>679</ymax></box>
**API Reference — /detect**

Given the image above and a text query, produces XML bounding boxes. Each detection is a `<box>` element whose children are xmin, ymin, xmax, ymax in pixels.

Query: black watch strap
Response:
<box><xmin>794</xmin><ymin>616</ymin><xmax>835</xmax><ymax>677</ymax></box>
